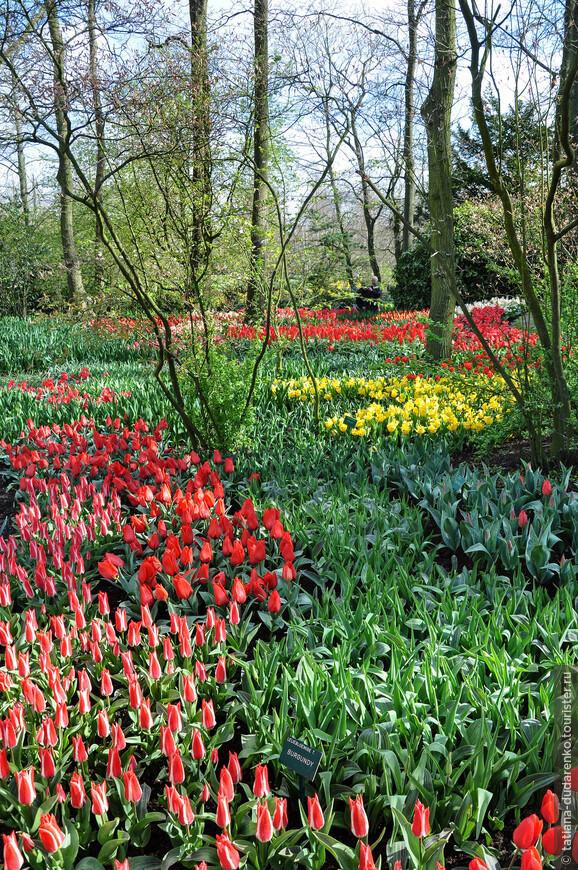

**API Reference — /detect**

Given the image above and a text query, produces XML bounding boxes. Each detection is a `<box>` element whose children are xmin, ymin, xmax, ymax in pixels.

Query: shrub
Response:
<box><xmin>391</xmin><ymin>201</ymin><xmax>521</xmax><ymax>310</ymax></box>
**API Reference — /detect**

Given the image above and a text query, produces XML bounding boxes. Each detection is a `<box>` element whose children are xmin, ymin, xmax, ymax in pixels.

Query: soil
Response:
<box><xmin>451</xmin><ymin>433</ymin><xmax>578</xmax><ymax>478</ymax></box>
<box><xmin>0</xmin><ymin>483</ymin><xmax>16</xmax><ymax>535</ymax></box>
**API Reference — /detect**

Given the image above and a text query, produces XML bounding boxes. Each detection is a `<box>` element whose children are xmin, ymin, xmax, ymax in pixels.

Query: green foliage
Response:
<box><xmin>181</xmin><ymin>336</ymin><xmax>261</xmax><ymax>450</ymax></box>
<box><xmin>0</xmin><ymin>199</ymin><xmax>64</xmax><ymax>316</ymax></box>
<box><xmin>0</xmin><ymin>317</ymin><xmax>146</xmax><ymax>373</ymax></box>
<box><xmin>452</xmin><ymin>95</ymin><xmax>551</xmax><ymax>201</ymax></box>
<box><xmin>391</xmin><ymin>203</ymin><xmax>521</xmax><ymax>311</ymax></box>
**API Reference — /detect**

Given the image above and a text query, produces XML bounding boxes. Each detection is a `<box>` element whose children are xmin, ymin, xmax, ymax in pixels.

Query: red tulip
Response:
<box><xmin>273</xmin><ymin>796</ymin><xmax>288</xmax><ymax>830</ymax></box>
<box><xmin>91</xmin><ymin>781</ymin><xmax>108</xmax><ymax>815</ymax></box>
<box><xmin>469</xmin><ymin>860</ymin><xmax>489</xmax><ymax>870</ymax></box>
<box><xmin>177</xmin><ymin>793</ymin><xmax>195</xmax><ymax>826</ymax></box>
<box><xmin>518</xmin><ymin>509</ymin><xmax>528</xmax><ymax>528</ymax></box>
<box><xmin>112</xmin><ymin>722</ymin><xmax>126</xmax><ymax>750</ymax></box>
<box><xmin>38</xmin><ymin>813</ymin><xmax>65</xmax><ymax>852</ymax></box>
<box><xmin>268</xmin><ymin>591</ymin><xmax>282</xmax><ymax>614</ymax></box>
<box><xmin>98</xmin><ymin>557</ymin><xmax>119</xmax><ymax>580</ymax></box>
<box><xmin>540</xmin><ymin>789</ymin><xmax>559</xmax><ymax>824</ymax></box>
<box><xmin>228</xmin><ymin>752</ymin><xmax>242</xmax><ymax>784</ymax></box>
<box><xmin>192</xmin><ymin>729</ymin><xmax>205</xmax><ymax>760</ymax></box>
<box><xmin>255</xmin><ymin>800</ymin><xmax>273</xmax><ymax>842</ymax></box>
<box><xmin>230</xmin><ymin>541</ymin><xmax>245</xmax><ymax>567</ymax></box>
<box><xmin>307</xmin><ymin>793</ymin><xmax>324</xmax><ymax>830</ymax></box>
<box><xmin>411</xmin><ymin>799</ymin><xmax>430</xmax><ymax>838</ymax></box>
<box><xmin>253</xmin><ymin>763</ymin><xmax>270</xmax><ymax>797</ymax></box>
<box><xmin>70</xmin><ymin>772</ymin><xmax>87</xmax><ymax>808</ymax></box>
<box><xmin>216</xmin><ymin>790</ymin><xmax>231</xmax><ymax>827</ymax></box>
<box><xmin>541</xmin><ymin>825</ymin><xmax>567</xmax><ymax>856</ymax></box>
<box><xmin>349</xmin><ymin>794</ymin><xmax>369</xmax><ymax>838</ymax></box>
<box><xmin>167</xmin><ymin>702</ymin><xmax>183</xmax><ymax>733</ymax></box>
<box><xmin>521</xmin><ymin>846</ymin><xmax>542</xmax><ymax>870</ymax></box>
<box><xmin>570</xmin><ymin>767</ymin><xmax>578</xmax><ymax>791</ymax></box>
<box><xmin>358</xmin><ymin>842</ymin><xmax>377</xmax><ymax>870</ymax></box>
<box><xmin>541</xmin><ymin>480</ymin><xmax>552</xmax><ymax>496</ymax></box>
<box><xmin>168</xmin><ymin>749</ymin><xmax>185</xmax><ymax>784</ymax></box>
<box><xmin>123</xmin><ymin>769</ymin><xmax>143</xmax><ymax>803</ymax></box>
<box><xmin>0</xmin><ymin>748</ymin><xmax>9</xmax><ymax>778</ymax></box>
<box><xmin>513</xmin><ymin>815</ymin><xmax>542</xmax><ymax>850</ymax></box>
<box><xmin>213</xmin><ymin>581</ymin><xmax>229</xmax><ymax>606</ymax></box>
<box><xmin>199</xmin><ymin>542</ymin><xmax>213</xmax><ymax>563</ymax></box>
<box><xmin>2</xmin><ymin>832</ymin><xmax>24</xmax><ymax>870</ymax></box>
<box><xmin>219</xmin><ymin>766</ymin><xmax>235</xmax><ymax>803</ymax></box>
<box><xmin>213</xmin><ymin>656</ymin><xmax>226</xmax><ymax>684</ymax></box>
<box><xmin>15</xmin><ymin>767</ymin><xmax>35</xmax><ymax>805</ymax></box>
<box><xmin>216</xmin><ymin>832</ymin><xmax>240</xmax><ymax>870</ymax></box>
<box><xmin>39</xmin><ymin>747</ymin><xmax>55</xmax><ymax>778</ymax></box>
<box><xmin>107</xmin><ymin>747</ymin><xmax>122</xmax><ymax>779</ymax></box>
<box><xmin>174</xmin><ymin>575</ymin><xmax>194</xmax><ymax>600</ymax></box>
<box><xmin>201</xmin><ymin>699</ymin><xmax>216</xmax><ymax>730</ymax></box>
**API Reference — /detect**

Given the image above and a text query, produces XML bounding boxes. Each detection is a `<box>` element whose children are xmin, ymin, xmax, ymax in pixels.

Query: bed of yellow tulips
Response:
<box><xmin>273</xmin><ymin>372</ymin><xmax>516</xmax><ymax>440</ymax></box>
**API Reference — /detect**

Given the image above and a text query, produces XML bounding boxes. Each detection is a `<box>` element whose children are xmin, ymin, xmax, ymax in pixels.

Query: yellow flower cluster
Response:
<box><xmin>273</xmin><ymin>373</ymin><xmax>514</xmax><ymax>439</ymax></box>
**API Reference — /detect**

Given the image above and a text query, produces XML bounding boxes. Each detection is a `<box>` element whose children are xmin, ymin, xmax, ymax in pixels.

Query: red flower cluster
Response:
<box><xmin>0</xmin><ymin>415</ymin><xmax>296</xmax><ymax>868</ymax></box>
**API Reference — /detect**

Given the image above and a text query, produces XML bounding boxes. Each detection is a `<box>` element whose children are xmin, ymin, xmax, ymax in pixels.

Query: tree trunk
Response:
<box><xmin>323</xmin><ymin>97</ymin><xmax>354</xmax><ymax>287</ymax></box>
<box><xmin>402</xmin><ymin>0</ymin><xmax>426</xmax><ymax>252</ymax></box>
<box><xmin>351</xmin><ymin>110</ymin><xmax>381</xmax><ymax>282</ymax></box>
<box><xmin>567</xmin><ymin>0</ymin><xmax>578</xmax><ymax>182</ymax></box>
<box><xmin>421</xmin><ymin>0</ymin><xmax>457</xmax><ymax>359</ymax></box>
<box><xmin>88</xmin><ymin>0</ymin><xmax>106</xmax><ymax>297</ymax></box>
<box><xmin>543</xmin><ymin>0</ymin><xmax>577</xmax><ymax>453</ymax></box>
<box><xmin>189</xmin><ymin>0</ymin><xmax>212</xmax><ymax>282</ymax></box>
<box><xmin>45</xmin><ymin>0</ymin><xmax>89</xmax><ymax>310</ymax></box>
<box><xmin>246</xmin><ymin>0</ymin><xmax>269</xmax><ymax>318</ymax></box>
<box><xmin>11</xmin><ymin>69</ymin><xmax>30</xmax><ymax>225</ymax></box>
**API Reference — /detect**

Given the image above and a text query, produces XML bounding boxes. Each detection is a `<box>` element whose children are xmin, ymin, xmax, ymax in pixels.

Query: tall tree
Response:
<box><xmin>87</xmin><ymin>0</ymin><xmax>105</xmax><ymax>296</ymax></box>
<box><xmin>421</xmin><ymin>0</ymin><xmax>457</xmax><ymax>359</ymax></box>
<box><xmin>9</xmin><ymin>67</ymin><xmax>29</xmax><ymax>224</ymax></box>
<box><xmin>458</xmin><ymin>0</ymin><xmax>577</xmax><ymax>457</ymax></box>
<box><xmin>323</xmin><ymin>95</ymin><xmax>354</xmax><ymax>287</ymax></box>
<box><xmin>246</xmin><ymin>0</ymin><xmax>269</xmax><ymax>317</ymax></box>
<box><xmin>189</xmin><ymin>0</ymin><xmax>212</xmax><ymax>282</ymax></box>
<box><xmin>349</xmin><ymin>102</ymin><xmax>383</xmax><ymax>282</ymax></box>
<box><xmin>402</xmin><ymin>0</ymin><xmax>428</xmax><ymax>253</ymax></box>
<box><xmin>44</xmin><ymin>0</ymin><xmax>90</xmax><ymax>310</ymax></box>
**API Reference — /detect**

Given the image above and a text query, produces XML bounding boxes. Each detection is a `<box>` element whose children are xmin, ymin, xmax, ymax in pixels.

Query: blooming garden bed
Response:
<box><xmin>0</xmin><ymin>309</ymin><xmax>576</xmax><ymax>870</ymax></box>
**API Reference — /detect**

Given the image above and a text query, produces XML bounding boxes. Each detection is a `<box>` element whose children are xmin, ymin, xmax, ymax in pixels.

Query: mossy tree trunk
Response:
<box><xmin>421</xmin><ymin>0</ymin><xmax>457</xmax><ymax>360</ymax></box>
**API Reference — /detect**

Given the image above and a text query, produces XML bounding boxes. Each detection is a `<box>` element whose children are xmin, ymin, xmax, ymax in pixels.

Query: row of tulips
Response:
<box><xmin>83</xmin><ymin>306</ymin><xmax>536</xmax><ymax>366</ymax></box>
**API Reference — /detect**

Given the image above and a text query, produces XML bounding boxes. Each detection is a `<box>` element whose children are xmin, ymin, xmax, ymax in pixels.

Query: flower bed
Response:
<box><xmin>274</xmin><ymin>372</ymin><xmax>515</xmax><ymax>440</ymax></box>
<box><xmin>0</xmin><ymin>418</ymin><xmax>301</xmax><ymax>869</ymax></box>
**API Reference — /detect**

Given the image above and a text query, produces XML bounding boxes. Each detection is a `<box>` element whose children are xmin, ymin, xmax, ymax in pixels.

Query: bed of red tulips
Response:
<box><xmin>0</xmin><ymin>417</ymin><xmax>309</xmax><ymax>870</ymax></box>
<box><xmin>84</xmin><ymin>307</ymin><xmax>538</xmax><ymax>379</ymax></box>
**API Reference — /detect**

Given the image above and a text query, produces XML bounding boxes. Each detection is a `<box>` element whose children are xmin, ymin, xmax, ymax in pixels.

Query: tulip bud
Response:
<box><xmin>307</xmin><ymin>793</ymin><xmax>324</xmax><ymax>830</ymax></box>
<box><xmin>513</xmin><ymin>815</ymin><xmax>542</xmax><ymax>850</ymax></box>
<box><xmin>349</xmin><ymin>794</ymin><xmax>369</xmax><ymax>838</ymax></box>
<box><xmin>411</xmin><ymin>799</ymin><xmax>430</xmax><ymax>838</ymax></box>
